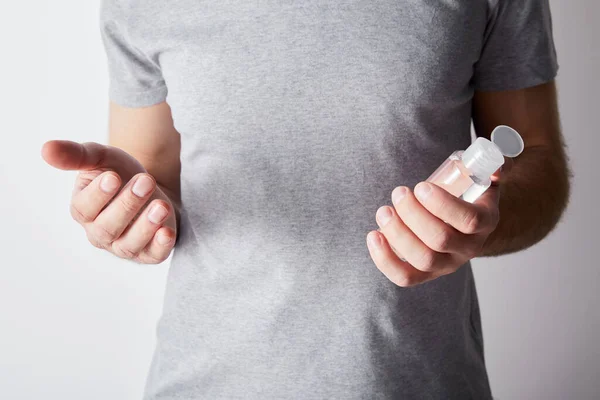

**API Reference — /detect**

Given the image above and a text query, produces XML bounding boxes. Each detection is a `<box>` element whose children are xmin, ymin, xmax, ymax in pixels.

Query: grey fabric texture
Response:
<box><xmin>99</xmin><ymin>1</ymin><xmax>558</xmax><ymax>399</ymax></box>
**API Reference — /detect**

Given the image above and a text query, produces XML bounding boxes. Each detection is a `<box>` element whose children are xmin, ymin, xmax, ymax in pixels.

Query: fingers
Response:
<box><xmin>87</xmin><ymin>173</ymin><xmax>157</xmax><ymax>246</ymax></box>
<box><xmin>390</xmin><ymin>186</ymin><xmax>471</xmax><ymax>255</ymax></box>
<box><xmin>366</xmin><ymin>230</ymin><xmax>434</xmax><ymax>287</ymax></box>
<box><xmin>47</xmin><ymin>141</ymin><xmax>178</xmax><ymax>265</ymax></box>
<box><xmin>369</xmin><ymin>179</ymin><xmax>502</xmax><ymax>287</ymax></box>
<box><xmin>375</xmin><ymin>204</ymin><xmax>454</xmax><ymax>273</ymax></box>
<box><xmin>413</xmin><ymin>182</ymin><xmax>499</xmax><ymax>235</ymax></box>
<box><xmin>70</xmin><ymin>171</ymin><xmax>122</xmax><ymax>223</ymax></box>
<box><xmin>111</xmin><ymin>199</ymin><xmax>171</xmax><ymax>260</ymax></box>
<box><xmin>41</xmin><ymin>140</ymin><xmax>135</xmax><ymax>171</ymax></box>
<box><xmin>138</xmin><ymin>226</ymin><xmax>177</xmax><ymax>264</ymax></box>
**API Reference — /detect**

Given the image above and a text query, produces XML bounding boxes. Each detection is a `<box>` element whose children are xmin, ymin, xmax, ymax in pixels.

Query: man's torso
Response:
<box><xmin>127</xmin><ymin>1</ymin><xmax>493</xmax><ymax>398</ymax></box>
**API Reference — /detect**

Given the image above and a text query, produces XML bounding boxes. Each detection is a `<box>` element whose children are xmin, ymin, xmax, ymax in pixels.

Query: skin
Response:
<box><xmin>367</xmin><ymin>80</ymin><xmax>571</xmax><ymax>287</ymax></box>
<box><xmin>42</xmin><ymin>102</ymin><xmax>181</xmax><ymax>264</ymax></box>
<box><xmin>41</xmin><ymin>81</ymin><xmax>570</xmax><ymax>283</ymax></box>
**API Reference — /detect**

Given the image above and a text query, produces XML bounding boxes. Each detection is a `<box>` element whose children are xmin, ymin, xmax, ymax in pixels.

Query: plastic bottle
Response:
<box><xmin>426</xmin><ymin>125</ymin><xmax>524</xmax><ymax>203</ymax></box>
<box><xmin>378</xmin><ymin>125</ymin><xmax>524</xmax><ymax>259</ymax></box>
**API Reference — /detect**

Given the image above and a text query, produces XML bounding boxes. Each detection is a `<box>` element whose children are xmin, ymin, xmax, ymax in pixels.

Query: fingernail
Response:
<box><xmin>414</xmin><ymin>182</ymin><xmax>432</xmax><ymax>202</ymax></box>
<box><xmin>367</xmin><ymin>231</ymin><xmax>380</xmax><ymax>248</ymax></box>
<box><xmin>376</xmin><ymin>206</ymin><xmax>393</xmax><ymax>226</ymax></box>
<box><xmin>391</xmin><ymin>186</ymin><xmax>408</xmax><ymax>205</ymax></box>
<box><xmin>157</xmin><ymin>231</ymin><xmax>172</xmax><ymax>246</ymax></box>
<box><xmin>132</xmin><ymin>176</ymin><xmax>154</xmax><ymax>197</ymax></box>
<box><xmin>100</xmin><ymin>174</ymin><xmax>120</xmax><ymax>193</ymax></box>
<box><xmin>148</xmin><ymin>204</ymin><xmax>168</xmax><ymax>224</ymax></box>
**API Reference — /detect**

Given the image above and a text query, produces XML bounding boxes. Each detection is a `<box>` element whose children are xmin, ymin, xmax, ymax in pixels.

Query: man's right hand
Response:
<box><xmin>42</xmin><ymin>140</ymin><xmax>177</xmax><ymax>264</ymax></box>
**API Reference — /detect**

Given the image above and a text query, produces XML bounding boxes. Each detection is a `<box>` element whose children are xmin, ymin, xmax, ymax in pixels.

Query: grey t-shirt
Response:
<box><xmin>100</xmin><ymin>1</ymin><xmax>558</xmax><ymax>398</ymax></box>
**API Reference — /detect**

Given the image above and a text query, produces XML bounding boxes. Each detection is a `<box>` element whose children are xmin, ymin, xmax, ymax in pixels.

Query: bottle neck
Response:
<box><xmin>461</xmin><ymin>137</ymin><xmax>505</xmax><ymax>180</ymax></box>
<box><xmin>456</xmin><ymin>150</ymin><xmax>493</xmax><ymax>183</ymax></box>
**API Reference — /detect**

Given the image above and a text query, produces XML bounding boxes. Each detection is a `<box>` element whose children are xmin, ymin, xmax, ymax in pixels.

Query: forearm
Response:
<box><xmin>107</xmin><ymin>100</ymin><xmax>182</xmax><ymax>229</ymax></box>
<box><xmin>481</xmin><ymin>144</ymin><xmax>571</xmax><ymax>256</ymax></box>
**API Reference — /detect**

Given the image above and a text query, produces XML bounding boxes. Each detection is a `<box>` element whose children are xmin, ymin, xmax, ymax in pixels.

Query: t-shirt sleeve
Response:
<box><xmin>99</xmin><ymin>2</ymin><xmax>167</xmax><ymax>107</ymax></box>
<box><xmin>473</xmin><ymin>0</ymin><xmax>559</xmax><ymax>91</ymax></box>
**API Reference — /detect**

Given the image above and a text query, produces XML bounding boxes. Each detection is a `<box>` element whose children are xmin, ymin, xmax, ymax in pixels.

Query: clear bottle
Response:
<box><xmin>380</xmin><ymin>125</ymin><xmax>523</xmax><ymax>259</ymax></box>
<box><xmin>426</xmin><ymin>125</ymin><xmax>524</xmax><ymax>203</ymax></box>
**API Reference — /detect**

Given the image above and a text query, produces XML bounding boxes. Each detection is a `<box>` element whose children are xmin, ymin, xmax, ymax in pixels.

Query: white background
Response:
<box><xmin>1</xmin><ymin>1</ymin><xmax>598</xmax><ymax>399</ymax></box>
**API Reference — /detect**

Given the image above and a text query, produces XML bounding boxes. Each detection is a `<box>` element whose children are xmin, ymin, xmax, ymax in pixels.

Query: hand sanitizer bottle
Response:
<box><xmin>426</xmin><ymin>125</ymin><xmax>524</xmax><ymax>203</ymax></box>
<box><xmin>377</xmin><ymin>125</ymin><xmax>524</xmax><ymax>258</ymax></box>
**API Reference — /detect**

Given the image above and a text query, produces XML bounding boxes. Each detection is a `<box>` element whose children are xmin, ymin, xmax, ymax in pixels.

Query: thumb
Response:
<box><xmin>41</xmin><ymin>140</ymin><xmax>120</xmax><ymax>171</ymax></box>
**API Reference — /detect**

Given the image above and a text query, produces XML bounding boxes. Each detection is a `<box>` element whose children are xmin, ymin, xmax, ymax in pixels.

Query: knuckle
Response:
<box><xmin>463</xmin><ymin>211</ymin><xmax>483</xmax><ymax>234</ymax></box>
<box><xmin>74</xmin><ymin>171</ymin><xmax>97</xmax><ymax>190</ymax></box>
<box><xmin>70</xmin><ymin>204</ymin><xmax>91</xmax><ymax>224</ymax></box>
<box><xmin>96</xmin><ymin>146</ymin><xmax>109</xmax><ymax>168</ymax></box>
<box><xmin>142</xmin><ymin>249</ymin><xmax>168</xmax><ymax>264</ymax></box>
<box><xmin>144</xmin><ymin>254</ymin><xmax>166</xmax><ymax>265</ymax></box>
<box><xmin>393</xmin><ymin>271</ymin><xmax>418</xmax><ymax>288</ymax></box>
<box><xmin>118</xmin><ymin>195</ymin><xmax>142</xmax><ymax>215</ymax></box>
<box><xmin>86</xmin><ymin>230</ymin><xmax>106</xmax><ymax>250</ymax></box>
<box><xmin>465</xmin><ymin>243</ymin><xmax>483</xmax><ymax>259</ymax></box>
<box><xmin>429</xmin><ymin>228</ymin><xmax>452</xmax><ymax>252</ymax></box>
<box><xmin>82</xmin><ymin>142</ymin><xmax>108</xmax><ymax>170</ymax></box>
<box><xmin>112</xmin><ymin>242</ymin><xmax>137</xmax><ymax>260</ymax></box>
<box><xmin>415</xmin><ymin>250</ymin><xmax>437</xmax><ymax>273</ymax></box>
<box><xmin>89</xmin><ymin>223</ymin><xmax>119</xmax><ymax>244</ymax></box>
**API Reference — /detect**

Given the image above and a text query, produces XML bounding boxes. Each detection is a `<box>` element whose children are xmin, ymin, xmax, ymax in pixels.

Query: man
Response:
<box><xmin>42</xmin><ymin>0</ymin><xmax>570</xmax><ymax>398</ymax></box>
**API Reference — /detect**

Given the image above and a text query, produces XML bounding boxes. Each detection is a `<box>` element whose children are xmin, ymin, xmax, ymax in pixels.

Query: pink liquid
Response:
<box><xmin>427</xmin><ymin>151</ymin><xmax>490</xmax><ymax>203</ymax></box>
<box><xmin>427</xmin><ymin>152</ymin><xmax>474</xmax><ymax>197</ymax></box>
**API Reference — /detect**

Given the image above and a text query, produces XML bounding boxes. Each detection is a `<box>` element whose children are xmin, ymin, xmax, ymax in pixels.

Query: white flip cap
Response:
<box><xmin>463</xmin><ymin>137</ymin><xmax>505</xmax><ymax>180</ymax></box>
<box><xmin>490</xmin><ymin>125</ymin><xmax>524</xmax><ymax>158</ymax></box>
<box><xmin>462</xmin><ymin>125</ymin><xmax>524</xmax><ymax>180</ymax></box>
